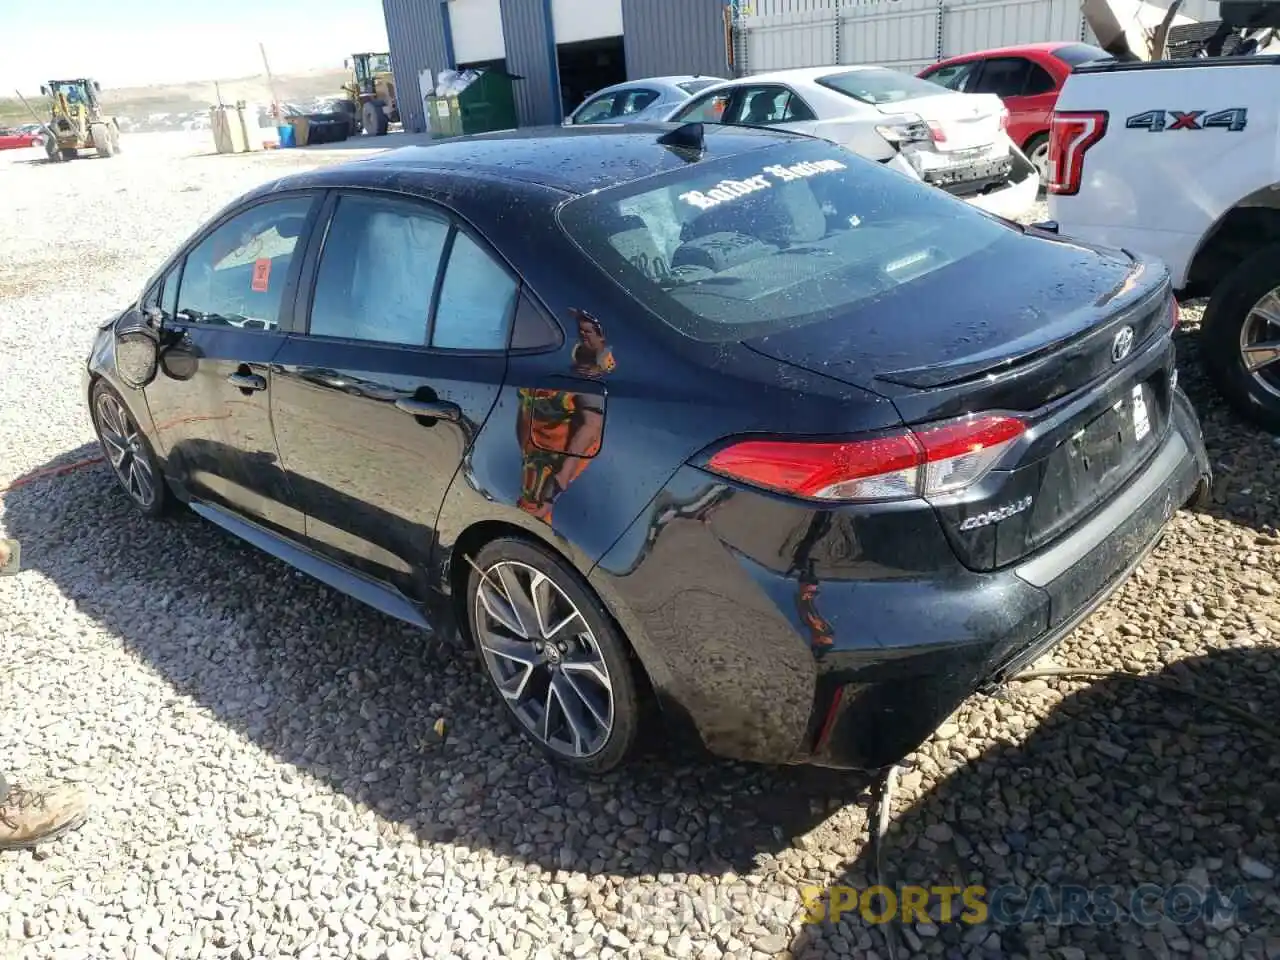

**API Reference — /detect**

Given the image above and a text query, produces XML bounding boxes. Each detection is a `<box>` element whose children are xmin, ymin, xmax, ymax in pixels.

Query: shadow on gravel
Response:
<box><xmin>2</xmin><ymin>441</ymin><xmax>872</xmax><ymax>879</ymax></box>
<box><xmin>790</xmin><ymin>645</ymin><xmax>1280</xmax><ymax>960</ymax></box>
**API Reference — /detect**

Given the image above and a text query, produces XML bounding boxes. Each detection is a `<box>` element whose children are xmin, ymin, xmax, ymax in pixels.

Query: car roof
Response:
<box><xmin>933</xmin><ymin>42</ymin><xmax>1076</xmax><ymax>61</ymax></box>
<box><xmin>706</xmin><ymin>64</ymin><xmax>888</xmax><ymax>86</ymax></box>
<box><xmin>585</xmin><ymin>76</ymin><xmax>719</xmax><ymax>97</ymax></box>
<box><xmin>271</xmin><ymin>123</ymin><xmax>806</xmax><ymax>198</ymax></box>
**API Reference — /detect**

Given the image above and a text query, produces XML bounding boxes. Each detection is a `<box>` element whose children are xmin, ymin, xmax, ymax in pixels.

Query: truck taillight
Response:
<box><xmin>1046</xmin><ymin>110</ymin><xmax>1108</xmax><ymax>196</ymax></box>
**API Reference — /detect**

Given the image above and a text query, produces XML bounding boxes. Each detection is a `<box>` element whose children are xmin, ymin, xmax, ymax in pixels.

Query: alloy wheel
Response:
<box><xmin>1240</xmin><ymin>285</ymin><xmax>1280</xmax><ymax>399</ymax></box>
<box><xmin>473</xmin><ymin>560</ymin><xmax>615</xmax><ymax>758</ymax></box>
<box><xmin>94</xmin><ymin>391</ymin><xmax>156</xmax><ymax>508</ymax></box>
<box><xmin>1029</xmin><ymin>139</ymin><xmax>1050</xmax><ymax>186</ymax></box>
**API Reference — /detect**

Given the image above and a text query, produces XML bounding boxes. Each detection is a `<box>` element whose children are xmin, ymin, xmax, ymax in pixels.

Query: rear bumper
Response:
<box><xmin>810</xmin><ymin>386</ymin><xmax>1209</xmax><ymax>769</ymax></box>
<box><xmin>590</xmin><ymin>386</ymin><xmax>1209</xmax><ymax>770</ymax></box>
<box><xmin>959</xmin><ymin>141</ymin><xmax>1040</xmax><ymax>220</ymax></box>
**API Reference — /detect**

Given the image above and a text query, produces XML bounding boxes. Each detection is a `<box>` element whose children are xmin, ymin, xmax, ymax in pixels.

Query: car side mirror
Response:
<box><xmin>114</xmin><ymin>308</ymin><xmax>161</xmax><ymax>389</ymax></box>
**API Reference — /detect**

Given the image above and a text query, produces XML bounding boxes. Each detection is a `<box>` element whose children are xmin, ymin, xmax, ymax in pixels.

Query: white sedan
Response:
<box><xmin>664</xmin><ymin>65</ymin><xmax>1038</xmax><ymax>220</ymax></box>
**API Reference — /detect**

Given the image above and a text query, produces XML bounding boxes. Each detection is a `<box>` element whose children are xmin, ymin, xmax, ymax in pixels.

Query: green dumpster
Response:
<box><xmin>427</xmin><ymin>68</ymin><xmax>522</xmax><ymax>138</ymax></box>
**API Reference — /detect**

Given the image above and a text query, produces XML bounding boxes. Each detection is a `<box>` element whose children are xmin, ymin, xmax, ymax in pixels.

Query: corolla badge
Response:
<box><xmin>959</xmin><ymin>495</ymin><xmax>1033</xmax><ymax>531</ymax></box>
<box><xmin>1112</xmin><ymin>326</ymin><xmax>1135</xmax><ymax>363</ymax></box>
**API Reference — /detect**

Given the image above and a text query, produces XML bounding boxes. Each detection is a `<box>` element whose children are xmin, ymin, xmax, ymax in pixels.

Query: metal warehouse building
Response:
<box><xmin>381</xmin><ymin>0</ymin><xmax>734</xmax><ymax>134</ymax></box>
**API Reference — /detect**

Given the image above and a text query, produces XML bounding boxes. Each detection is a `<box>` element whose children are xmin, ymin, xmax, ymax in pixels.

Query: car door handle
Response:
<box><xmin>395</xmin><ymin>398</ymin><xmax>461</xmax><ymax>422</ymax></box>
<box><xmin>227</xmin><ymin>372</ymin><xmax>267</xmax><ymax>391</ymax></box>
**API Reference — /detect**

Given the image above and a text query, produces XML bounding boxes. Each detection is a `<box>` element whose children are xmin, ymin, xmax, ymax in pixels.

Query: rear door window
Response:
<box><xmin>618</xmin><ymin>89</ymin><xmax>660</xmax><ymax>116</ymax></box>
<box><xmin>726</xmin><ymin>86</ymin><xmax>816</xmax><ymax>125</ymax></box>
<box><xmin>969</xmin><ymin>58</ymin><xmax>1033</xmax><ymax>98</ymax></box>
<box><xmin>308</xmin><ymin>194</ymin><xmax>450</xmax><ymax>345</ymax></box>
<box><xmin>557</xmin><ymin>141</ymin><xmax>1012</xmax><ymax>343</ymax></box>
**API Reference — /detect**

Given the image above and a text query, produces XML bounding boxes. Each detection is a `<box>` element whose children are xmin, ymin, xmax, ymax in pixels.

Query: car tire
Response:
<box><xmin>90</xmin><ymin>380</ymin><xmax>169</xmax><ymax>517</ymax></box>
<box><xmin>1201</xmin><ymin>242</ymin><xmax>1280</xmax><ymax>433</ymax></box>
<box><xmin>1023</xmin><ymin>133</ymin><xmax>1049</xmax><ymax>188</ymax></box>
<box><xmin>465</xmin><ymin>536</ymin><xmax>641</xmax><ymax>773</ymax></box>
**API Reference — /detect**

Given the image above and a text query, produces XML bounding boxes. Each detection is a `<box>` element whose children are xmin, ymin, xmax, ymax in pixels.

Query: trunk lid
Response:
<box><xmin>743</xmin><ymin>232</ymin><xmax>1177</xmax><ymax>570</ymax></box>
<box><xmin>883</xmin><ymin>92</ymin><xmax>1005</xmax><ymax>153</ymax></box>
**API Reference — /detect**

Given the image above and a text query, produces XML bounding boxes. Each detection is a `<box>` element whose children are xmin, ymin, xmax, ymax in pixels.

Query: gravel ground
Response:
<box><xmin>1</xmin><ymin>133</ymin><xmax>1277</xmax><ymax>960</ymax></box>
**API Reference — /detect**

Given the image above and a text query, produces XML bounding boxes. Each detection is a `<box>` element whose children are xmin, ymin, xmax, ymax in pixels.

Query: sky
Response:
<box><xmin>0</xmin><ymin>0</ymin><xmax>390</xmax><ymax>93</ymax></box>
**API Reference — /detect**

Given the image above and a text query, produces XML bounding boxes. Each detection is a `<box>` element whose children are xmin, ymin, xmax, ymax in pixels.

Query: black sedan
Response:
<box><xmin>85</xmin><ymin>123</ymin><xmax>1212</xmax><ymax>774</ymax></box>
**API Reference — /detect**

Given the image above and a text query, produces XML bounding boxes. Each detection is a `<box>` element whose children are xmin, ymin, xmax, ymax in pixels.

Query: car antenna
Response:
<box><xmin>656</xmin><ymin>121</ymin><xmax>705</xmax><ymax>159</ymax></box>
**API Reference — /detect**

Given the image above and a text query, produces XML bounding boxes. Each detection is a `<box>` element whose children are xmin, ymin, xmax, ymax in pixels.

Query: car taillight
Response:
<box><xmin>998</xmin><ymin>106</ymin><xmax>1009</xmax><ymax>131</ymax></box>
<box><xmin>926</xmin><ymin>120</ymin><xmax>947</xmax><ymax>143</ymax></box>
<box><xmin>1169</xmin><ymin>296</ymin><xmax>1181</xmax><ymax>330</ymax></box>
<box><xmin>705</xmin><ymin>414</ymin><xmax>1026</xmax><ymax>503</ymax></box>
<box><xmin>1046</xmin><ymin>110</ymin><xmax>1107</xmax><ymax>196</ymax></box>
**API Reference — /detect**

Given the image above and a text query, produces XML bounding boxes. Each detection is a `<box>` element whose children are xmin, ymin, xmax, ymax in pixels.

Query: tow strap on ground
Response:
<box><xmin>0</xmin><ymin>455</ymin><xmax>104</xmax><ymax>497</ymax></box>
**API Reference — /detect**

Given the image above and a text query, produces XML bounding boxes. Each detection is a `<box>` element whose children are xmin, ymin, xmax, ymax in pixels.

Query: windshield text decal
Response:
<box><xmin>678</xmin><ymin>158</ymin><xmax>847</xmax><ymax>211</ymax></box>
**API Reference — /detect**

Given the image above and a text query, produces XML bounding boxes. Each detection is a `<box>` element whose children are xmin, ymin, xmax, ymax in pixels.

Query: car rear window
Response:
<box><xmin>557</xmin><ymin>140</ymin><xmax>1011</xmax><ymax>343</ymax></box>
<box><xmin>816</xmin><ymin>68</ymin><xmax>950</xmax><ymax>105</ymax></box>
<box><xmin>1051</xmin><ymin>43</ymin><xmax>1111</xmax><ymax>66</ymax></box>
<box><xmin>678</xmin><ymin>79</ymin><xmax>721</xmax><ymax>95</ymax></box>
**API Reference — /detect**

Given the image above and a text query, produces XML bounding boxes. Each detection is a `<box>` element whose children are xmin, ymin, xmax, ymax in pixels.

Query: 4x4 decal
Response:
<box><xmin>1125</xmin><ymin>108</ymin><xmax>1248</xmax><ymax>132</ymax></box>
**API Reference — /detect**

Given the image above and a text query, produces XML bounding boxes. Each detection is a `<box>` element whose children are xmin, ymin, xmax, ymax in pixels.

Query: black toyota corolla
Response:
<box><xmin>85</xmin><ymin>123</ymin><xmax>1211</xmax><ymax>774</ymax></box>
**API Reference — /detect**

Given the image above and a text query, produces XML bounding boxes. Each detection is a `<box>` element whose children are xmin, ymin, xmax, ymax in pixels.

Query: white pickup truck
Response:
<box><xmin>1045</xmin><ymin>0</ymin><xmax>1280</xmax><ymax>431</ymax></box>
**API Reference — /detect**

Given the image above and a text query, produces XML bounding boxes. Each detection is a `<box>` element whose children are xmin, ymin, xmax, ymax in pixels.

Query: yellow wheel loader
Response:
<box><xmin>340</xmin><ymin>53</ymin><xmax>398</xmax><ymax>137</ymax></box>
<box><xmin>40</xmin><ymin>79</ymin><xmax>121</xmax><ymax>162</ymax></box>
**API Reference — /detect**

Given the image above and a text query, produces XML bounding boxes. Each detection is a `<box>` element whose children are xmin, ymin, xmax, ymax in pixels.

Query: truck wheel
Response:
<box><xmin>91</xmin><ymin>122</ymin><xmax>115</xmax><ymax>158</ymax></box>
<box><xmin>44</xmin><ymin>137</ymin><xmax>60</xmax><ymax>162</ymax></box>
<box><xmin>363</xmin><ymin>100</ymin><xmax>389</xmax><ymax>137</ymax></box>
<box><xmin>1201</xmin><ymin>242</ymin><xmax>1280</xmax><ymax>433</ymax></box>
<box><xmin>110</xmin><ymin>123</ymin><xmax>122</xmax><ymax>154</ymax></box>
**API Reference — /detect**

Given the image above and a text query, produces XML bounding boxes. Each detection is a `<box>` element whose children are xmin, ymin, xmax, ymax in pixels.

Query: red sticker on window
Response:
<box><xmin>251</xmin><ymin>258</ymin><xmax>272</xmax><ymax>293</ymax></box>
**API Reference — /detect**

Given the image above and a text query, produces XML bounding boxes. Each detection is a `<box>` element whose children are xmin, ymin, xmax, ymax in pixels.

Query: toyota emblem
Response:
<box><xmin>1112</xmin><ymin>326</ymin><xmax>1135</xmax><ymax>363</ymax></box>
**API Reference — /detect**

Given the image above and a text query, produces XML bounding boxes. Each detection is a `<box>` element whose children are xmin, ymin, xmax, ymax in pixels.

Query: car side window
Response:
<box><xmin>308</xmin><ymin>195</ymin><xmax>450</xmax><ymax>346</ymax></box>
<box><xmin>970</xmin><ymin>58</ymin><xmax>1033</xmax><ymax>98</ymax></box>
<box><xmin>431</xmin><ymin>231</ymin><xmax>519</xmax><ymax>351</ymax></box>
<box><xmin>175</xmin><ymin>197</ymin><xmax>312</xmax><ymax>332</ymax></box>
<box><xmin>923</xmin><ymin>62</ymin><xmax>976</xmax><ymax>91</ymax></box>
<box><xmin>574</xmin><ymin>93</ymin><xmax>618</xmax><ymax>124</ymax></box>
<box><xmin>673</xmin><ymin>90</ymin><xmax>731</xmax><ymax>124</ymax></box>
<box><xmin>1024</xmin><ymin>63</ymin><xmax>1056</xmax><ymax>95</ymax></box>
<box><xmin>618</xmin><ymin>89</ymin><xmax>660</xmax><ymax>116</ymax></box>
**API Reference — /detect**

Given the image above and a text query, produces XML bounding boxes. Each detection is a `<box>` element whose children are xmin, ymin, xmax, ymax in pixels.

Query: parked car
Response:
<box><xmin>87</xmin><ymin>124</ymin><xmax>1210</xmax><ymax>775</ymax></box>
<box><xmin>664</xmin><ymin>65</ymin><xmax>1038</xmax><ymax>220</ymax></box>
<box><xmin>1046</xmin><ymin>12</ymin><xmax>1280</xmax><ymax>431</ymax></box>
<box><xmin>564</xmin><ymin>76</ymin><xmax>724</xmax><ymax>126</ymax></box>
<box><xmin>918</xmin><ymin>42</ymin><xmax>1111</xmax><ymax>184</ymax></box>
<box><xmin>0</xmin><ymin>126</ymin><xmax>43</xmax><ymax>151</ymax></box>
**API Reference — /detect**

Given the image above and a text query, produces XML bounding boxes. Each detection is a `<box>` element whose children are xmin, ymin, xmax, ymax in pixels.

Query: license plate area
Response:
<box><xmin>1028</xmin><ymin>377</ymin><xmax>1165</xmax><ymax>548</ymax></box>
<box><xmin>923</xmin><ymin>155</ymin><xmax>1012</xmax><ymax>189</ymax></box>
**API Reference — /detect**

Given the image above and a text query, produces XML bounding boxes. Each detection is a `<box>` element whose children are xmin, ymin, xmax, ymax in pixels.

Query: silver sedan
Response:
<box><xmin>563</xmin><ymin>76</ymin><xmax>725</xmax><ymax>127</ymax></box>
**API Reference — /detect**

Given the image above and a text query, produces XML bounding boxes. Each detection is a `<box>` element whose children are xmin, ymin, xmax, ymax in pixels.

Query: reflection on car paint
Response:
<box><xmin>516</xmin><ymin>312</ymin><xmax>614</xmax><ymax>524</ymax></box>
<box><xmin>796</xmin><ymin>577</ymin><xmax>835</xmax><ymax>656</ymax></box>
<box><xmin>570</xmin><ymin>310</ymin><xmax>615</xmax><ymax>378</ymax></box>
